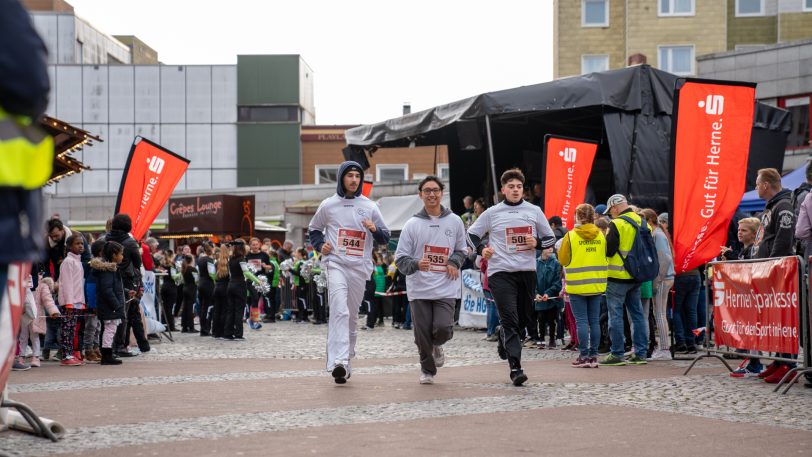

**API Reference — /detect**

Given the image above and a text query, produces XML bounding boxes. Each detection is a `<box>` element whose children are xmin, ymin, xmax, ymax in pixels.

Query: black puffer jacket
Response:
<box><xmin>102</xmin><ymin>230</ymin><xmax>142</xmax><ymax>291</ymax></box>
<box><xmin>91</xmin><ymin>257</ymin><xmax>126</xmax><ymax>321</ymax></box>
<box><xmin>755</xmin><ymin>189</ymin><xmax>795</xmax><ymax>259</ymax></box>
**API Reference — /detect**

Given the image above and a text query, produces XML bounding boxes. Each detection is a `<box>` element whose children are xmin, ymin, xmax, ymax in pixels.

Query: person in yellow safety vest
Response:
<box><xmin>558</xmin><ymin>203</ymin><xmax>607</xmax><ymax>369</ymax></box>
<box><xmin>599</xmin><ymin>194</ymin><xmax>649</xmax><ymax>366</ymax></box>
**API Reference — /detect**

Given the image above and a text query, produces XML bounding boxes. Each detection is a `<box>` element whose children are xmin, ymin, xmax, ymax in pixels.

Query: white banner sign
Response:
<box><xmin>139</xmin><ymin>271</ymin><xmax>165</xmax><ymax>334</ymax></box>
<box><xmin>459</xmin><ymin>269</ymin><xmax>487</xmax><ymax>329</ymax></box>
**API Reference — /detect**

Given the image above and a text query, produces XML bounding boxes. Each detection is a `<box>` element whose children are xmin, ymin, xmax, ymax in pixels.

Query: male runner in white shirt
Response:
<box><xmin>395</xmin><ymin>176</ymin><xmax>467</xmax><ymax>385</ymax></box>
<box><xmin>467</xmin><ymin>168</ymin><xmax>556</xmax><ymax>386</ymax></box>
<box><xmin>308</xmin><ymin>161</ymin><xmax>390</xmax><ymax>384</ymax></box>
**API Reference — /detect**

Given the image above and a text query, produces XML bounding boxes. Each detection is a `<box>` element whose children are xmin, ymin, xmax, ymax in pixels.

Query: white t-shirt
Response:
<box><xmin>396</xmin><ymin>213</ymin><xmax>467</xmax><ymax>301</ymax></box>
<box><xmin>308</xmin><ymin>194</ymin><xmax>388</xmax><ymax>277</ymax></box>
<box><xmin>467</xmin><ymin>200</ymin><xmax>555</xmax><ymax>276</ymax></box>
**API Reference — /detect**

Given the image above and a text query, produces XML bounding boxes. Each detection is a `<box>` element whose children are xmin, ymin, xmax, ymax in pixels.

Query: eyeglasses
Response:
<box><xmin>421</xmin><ymin>188</ymin><xmax>442</xmax><ymax>195</ymax></box>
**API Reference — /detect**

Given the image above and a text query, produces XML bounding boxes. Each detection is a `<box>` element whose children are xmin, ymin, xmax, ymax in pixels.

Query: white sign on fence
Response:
<box><xmin>459</xmin><ymin>269</ymin><xmax>487</xmax><ymax>329</ymax></box>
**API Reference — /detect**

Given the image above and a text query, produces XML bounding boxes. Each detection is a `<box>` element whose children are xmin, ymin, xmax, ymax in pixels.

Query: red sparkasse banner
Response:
<box><xmin>671</xmin><ymin>80</ymin><xmax>756</xmax><ymax>274</ymax></box>
<box><xmin>542</xmin><ymin>136</ymin><xmax>598</xmax><ymax>230</ymax></box>
<box><xmin>115</xmin><ymin>137</ymin><xmax>190</xmax><ymax>241</ymax></box>
<box><xmin>712</xmin><ymin>257</ymin><xmax>800</xmax><ymax>354</ymax></box>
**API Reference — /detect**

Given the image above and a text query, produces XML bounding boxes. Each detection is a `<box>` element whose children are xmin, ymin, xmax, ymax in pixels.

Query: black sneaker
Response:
<box><xmin>496</xmin><ymin>326</ymin><xmax>507</xmax><ymax>360</ymax></box>
<box><xmin>673</xmin><ymin>344</ymin><xmax>688</xmax><ymax>354</ymax></box>
<box><xmin>510</xmin><ymin>369</ymin><xmax>528</xmax><ymax>386</ymax></box>
<box><xmin>686</xmin><ymin>346</ymin><xmax>698</xmax><ymax>354</ymax></box>
<box><xmin>332</xmin><ymin>364</ymin><xmax>347</xmax><ymax>384</ymax></box>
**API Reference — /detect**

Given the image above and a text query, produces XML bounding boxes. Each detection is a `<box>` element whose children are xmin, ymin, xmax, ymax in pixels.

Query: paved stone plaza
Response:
<box><xmin>1</xmin><ymin>320</ymin><xmax>810</xmax><ymax>456</ymax></box>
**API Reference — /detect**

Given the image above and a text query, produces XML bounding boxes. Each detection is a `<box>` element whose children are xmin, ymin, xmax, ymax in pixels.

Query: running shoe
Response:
<box><xmin>510</xmin><ymin>369</ymin><xmax>528</xmax><ymax>386</ymax></box>
<box><xmin>12</xmin><ymin>359</ymin><xmax>30</xmax><ymax>371</ymax></box>
<box><xmin>625</xmin><ymin>354</ymin><xmax>648</xmax><ymax>365</ymax></box>
<box><xmin>647</xmin><ymin>349</ymin><xmax>672</xmax><ymax>361</ymax></box>
<box><xmin>496</xmin><ymin>326</ymin><xmax>507</xmax><ymax>360</ymax></box>
<box><xmin>764</xmin><ymin>365</ymin><xmax>794</xmax><ymax>384</ymax></box>
<box><xmin>599</xmin><ymin>354</ymin><xmax>627</xmax><ymax>366</ymax></box>
<box><xmin>571</xmin><ymin>356</ymin><xmax>590</xmax><ymax>368</ymax></box>
<box><xmin>433</xmin><ymin>345</ymin><xmax>445</xmax><ymax>368</ymax></box>
<box><xmin>332</xmin><ymin>363</ymin><xmax>347</xmax><ymax>384</ymax></box>
<box><xmin>419</xmin><ymin>372</ymin><xmax>434</xmax><ymax>384</ymax></box>
<box><xmin>758</xmin><ymin>362</ymin><xmax>780</xmax><ymax>379</ymax></box>
<box><xmin>729</xmin><ymin>359</ymin><xmax>762</xmax><ymax>378</ymax></box>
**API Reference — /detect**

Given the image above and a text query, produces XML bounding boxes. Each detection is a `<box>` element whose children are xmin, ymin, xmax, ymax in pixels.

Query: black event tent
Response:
<box><xmin>344</xmin><ymin>65</ymin><xmax>790</xmax><ymax>214</ymax></box>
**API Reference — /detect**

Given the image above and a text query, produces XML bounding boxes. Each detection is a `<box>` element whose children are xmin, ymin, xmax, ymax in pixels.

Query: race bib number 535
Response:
<box><xmin>337</xmin><ymin>228</ymin><xmax>366</xmax><ymax>257</ymax></box>
<box><xmin>424</xmin><ymin>245</ymin><xmax>450</xmax><ymax>273</ymax></box>
<box><xmin>505</xmin><ymin>226</ymin><xmax>533</xmax><ymax>253</ymax></box>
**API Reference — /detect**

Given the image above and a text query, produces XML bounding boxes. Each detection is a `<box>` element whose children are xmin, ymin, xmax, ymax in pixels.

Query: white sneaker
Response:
<box><xmin>647</xmin><ymin>349</ymin><xmax>672</xmax><ymax>361</ymax></box>
<box><xmin>419</xmin><ymin>372</ymin><xmax>434</xmax><ymax>384</ymax></box>
<box><xmin>433</xmin><ymin>345</ymin><xmax>445</xmax><ymax>368</ymax></box>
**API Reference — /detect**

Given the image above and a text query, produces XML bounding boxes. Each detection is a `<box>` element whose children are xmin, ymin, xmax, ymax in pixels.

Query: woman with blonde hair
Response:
<box><xmin>558</xmin><ymin>203</ymin><xmax>607</xmax><ymax>368</ymax></box>
<box><xmin>211</xmin><ymin>244</ymin><xmax>231</xmax><ymax>339</ymax></box>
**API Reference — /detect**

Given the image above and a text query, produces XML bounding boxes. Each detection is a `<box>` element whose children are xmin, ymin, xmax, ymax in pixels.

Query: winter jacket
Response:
<box><xmin>91</xmin><ymin>257</ymin><xmax>126</xmax><ymax>321</ymax></box>
<box><xmin>31</xmin><ymin>278</ymin><xmax>58</xmax><ymax>334</ymax></box>
<box><xmin>534</xmin><ymin>255</ymin><xmax>563</xmax><ymax>311</ymax></box>
<box><xmin>102</xmin><ymin>230</ymin><xmax>142</xmax><ymax>292</ymax></box>
<box><xmin>58</xmin><ymin>252</ymin><xmax>85</xmax><ymax>308</ymax></box>
<box><xmin>755</xmin><ymin>189</ymin><xmax>795</xmax><ymax>259</ymax></box>
<box><xmin>795</xmin><ymin>191</ymin><xmax>812</xmax><ymax>259</ymax></box>
<box><xmin>557</xmin><ymin>223</ymin><xmax>603</xmax><ymax>267</ymax></box>
<box><xmin>373</xmin><ymin>265</ymin><xmax>386</xmax><ymax>293</ymax></box>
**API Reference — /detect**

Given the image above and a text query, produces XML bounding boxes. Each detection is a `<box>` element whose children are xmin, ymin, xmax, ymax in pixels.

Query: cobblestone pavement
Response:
<box><xmin>2</xmin><ymin>319</ymin><xmax>810</xmax><ymax>456</ymax></box>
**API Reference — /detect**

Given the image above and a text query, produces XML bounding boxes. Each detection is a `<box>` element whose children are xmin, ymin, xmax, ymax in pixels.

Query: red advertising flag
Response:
<box><xmin>115</xmin><ymin>137</ymin><xmax>190</xmax><ymax>241</ymax></box>
<box><xmin>712</xmin><ymin>257</ymin><xmax>800</xmax><ymax>354</ymax></box>
<box><xmin>670</xmin><ymin>79</ymin><xmax>756</xmax><ymax>274</ymax></box>
<box><xmin>542</xmin><ymin>136</ymin><xmax>598</xmax><ymax>230</ymax></box>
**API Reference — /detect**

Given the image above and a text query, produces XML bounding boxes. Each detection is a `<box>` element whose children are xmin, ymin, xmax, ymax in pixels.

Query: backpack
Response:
<box><xmin>617</xmin><ymin>215</ymin><xmax>659</xmax><ymax>282</ymax></box>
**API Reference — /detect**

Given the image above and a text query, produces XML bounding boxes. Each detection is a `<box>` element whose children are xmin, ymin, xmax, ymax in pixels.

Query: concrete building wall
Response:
<box><xmin>44</xmin><ymin>64</ymin><xmax>239</xmax><ymax>195</ymax></box>
<box><xmin>554</xmin><ymin>0</ymin><xmax>625</xmax><ymax>78</ymax></box>
<box><xmin>113</xmin><ymin>36</ymin><xmax>159</xmax><ymax>64</ymax></box>
<box><xmin>727</xmin><ymin>0</ymin><xmax>778</xmax><ymax>50</ymax></box>
<box><xmin>30</xmin><ymin>12</ymin><xmax>131</xmax><ymax>65</ymax></box>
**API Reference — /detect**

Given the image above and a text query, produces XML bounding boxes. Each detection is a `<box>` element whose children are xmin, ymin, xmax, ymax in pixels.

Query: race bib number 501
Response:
<box><xmin>424</xmin><ymin>245</ymin><xmax>450</xmax><ymax>273</ymax></box>
<box><xmin>505</xmin><ymin>226</ymin><xmax>533</xmax><ymax>253</ymax></box>
<box><xmin>337</xmin><ymin>228</ymin><xmax>366</xmax><ymax>257</ymax></box>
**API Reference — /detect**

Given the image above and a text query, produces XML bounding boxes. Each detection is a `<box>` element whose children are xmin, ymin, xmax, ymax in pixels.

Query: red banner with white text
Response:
<box><xmin>542</xmin><ymin>136</ymin><xmax>598</xmax><ymax>230</ymax></box>
<box><xmin>712</xmin><ymin>257</ymin><xmax>800</xmax><ymax>354</ymax></box>
<box><xmin>115</xmin><ymin>137</ymin><xmax>190</xmax><ymax>241</ymax></box>
<box><xmin>671</xmin><ymin>80</ymin><xmax>756</xmax><ymax>274</ymax></box>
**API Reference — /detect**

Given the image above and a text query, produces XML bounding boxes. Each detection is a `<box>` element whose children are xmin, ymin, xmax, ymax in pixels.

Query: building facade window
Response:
<box><xmin>780</xmin><ymin>96</ymin><xmax>811</xmax><ymax>149</ymax></box>
<box><xmin>437</xmin><ymin>163</ymin><xmax>450</xmax><ymax>180</ymax></box>
<box><xmin>658</xmin><ymin>45</ymin><xmax>694</xmax><ymax>75</ymax></box>
<box><xmin>376</xmin><ymin>164</ymin><xmax>409</xmax><ymax>182</ymax></box>
<box><xmin>237</xmin><ymin>105</ymin><xmax>299</xmax><ymax>123</ymax></box>
<box><xmin>659</xmin><ymin>0</ymin><xmax>694</xmax><ymax>16</ymax></box>
<box><xmin>582</xmin><ymin>0</ymin><xmax>609</xmax><ymax>27</ymax></box>
<box><xmin>581</xmin><ymin>55</ymin><xmax>609</xmax><ymax>74</ymax></box>
<box><xmin>735</xmin><ymin>0</ymin><xmax>764</xmax><ymax>16</ymax></box>
<box><xmin>315</xmin><ymin>164</ymin><xmax>340</xmax><ymax>184</ymax></box>
<box><xmin>805</xmin><ymin>0</ymin><xmax>812</xmax><ymax>11</ymax></box>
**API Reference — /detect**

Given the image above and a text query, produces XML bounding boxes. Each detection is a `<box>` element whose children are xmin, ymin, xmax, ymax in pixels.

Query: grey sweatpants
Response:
<box><xmin>410</xmin><ymin>298</ymin><xmax>455</xmax><ymax>376</ymax></box>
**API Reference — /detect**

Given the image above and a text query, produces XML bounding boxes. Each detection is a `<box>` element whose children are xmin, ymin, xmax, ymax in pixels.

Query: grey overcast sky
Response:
<box><xmin>67</xmin><ymin>0</ymin><xmax>554</xmax><ymax>126</ymax></box>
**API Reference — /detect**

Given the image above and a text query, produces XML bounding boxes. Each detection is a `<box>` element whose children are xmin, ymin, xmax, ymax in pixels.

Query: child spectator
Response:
<box><xmin>534</xmin><ymin>246</ymin><xmax>562</xmax><ymax>348</ymax></box>
<box><xmin>92</xmin><ymin>241</ymin><xmax>127</xmax><ymax>365</ymax></box>
<box><xmin>57</xmin><ymin>233</ymin><xmax>86</xmax><ymax>366</ymax></box>
<box><xmin>82</xmin><ymin>240</ymin><xmax>104</xmax><ymax>363</ymax></box>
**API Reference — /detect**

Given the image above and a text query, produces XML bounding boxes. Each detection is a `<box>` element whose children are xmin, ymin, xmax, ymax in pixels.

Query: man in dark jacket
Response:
<box><xmin>104</xmin><ymin>213</ymin><xmax>150</xmax><ymax>354</ymax></box>
<box><xmin>751</xmin><ymin>168</ymin><xmax>797</xmax><ymax>383</ymax></box>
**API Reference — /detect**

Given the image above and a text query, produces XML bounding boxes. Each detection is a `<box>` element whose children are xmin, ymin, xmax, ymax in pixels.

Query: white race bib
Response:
<box><xmin>505</xmin><ymin>226</ymin><xmax>533</xmax><ymax>253</ymax></box>
<box><xmin>423</xmin><ymin>245</ymin><xmax>450</xmax><ymax>273</ymax></box>
<box><xmin>337</xmin><ymin>228</ymin><xmax>366</xmax><ymax>257</ymax></box>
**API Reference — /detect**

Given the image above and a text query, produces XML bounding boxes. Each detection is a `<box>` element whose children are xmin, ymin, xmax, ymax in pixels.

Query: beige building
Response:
<box><xmin>301</xmin><ymin>126</ymin><xmax>449</xmax><ymax>185</ymax></box>
<box><xmin>554</xmin><ymin>0</ymin><xmax>812</xmax><ymax>78</ymax></box>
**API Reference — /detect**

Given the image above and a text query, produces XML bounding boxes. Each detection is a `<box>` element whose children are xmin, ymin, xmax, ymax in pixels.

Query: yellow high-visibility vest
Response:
<box><xmin>0</xmin><ymin>107</ymin><xmax>53</xmax><ymax>189</ymax></box>
<box><xmin>607</xmin><ymin>211</ymin><xmax>642</xmax><ymax>280</ymax></box>
<box><xmin>564</xmin><ymin>230</ymin><xmax>608</xmax><ymax>295</ymax></box>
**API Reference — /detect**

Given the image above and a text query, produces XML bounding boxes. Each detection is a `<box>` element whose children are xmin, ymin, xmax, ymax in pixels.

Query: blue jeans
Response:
<box><xmin>403</xmin><ymin>302</ymin><xmax>412</xmax><ymax>328</ymax></box>
<box><xmin>44</xmin><ymin>316</ymin><xmax>61</xmax><ymax>350</ymax></box>
<box><xmin>673</xmin><ymin>274</ymin><xmax>700</xmax><ymax>346</ymax></box>
<box><xmin>606</xmin><ymin>281</ymin><xmax>647</xmax><ymax>358</ymax></box>
<box><xmin>569</xmin><ymin>294</ymin><xmax>602</xmax><ymax>357</ymax></box>
<box><xmin>695</xmin><ymin>283</ymin><xmax>707</xmax><ymax>344</ymax></box>
<box><xmin>485</xmin><ymin>290</ymin><xmax>500</xmax><ymax>336</ymax></box>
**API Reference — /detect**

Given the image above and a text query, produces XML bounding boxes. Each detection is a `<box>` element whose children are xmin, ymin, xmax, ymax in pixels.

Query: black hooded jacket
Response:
<box><xmin>755</xmin><ymin>189</ymin><xmax>795</xmax><ymax>259</ymax></box>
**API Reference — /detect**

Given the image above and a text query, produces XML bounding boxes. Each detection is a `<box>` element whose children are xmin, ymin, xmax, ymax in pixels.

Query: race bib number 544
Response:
<box><xmin>505</xmin><ymin>226</ymin><xmax>533</xmax><ymax>253</ymax></box>
<box><xmin>337</xmin><ymin>228</ymin><xmax>366</xmax><ymax>257</ymax></box>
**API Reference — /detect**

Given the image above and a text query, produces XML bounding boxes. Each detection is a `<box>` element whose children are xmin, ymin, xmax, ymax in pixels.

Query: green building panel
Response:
<box><xmin>780</xmin><ymin>13</ymin><xmax>812</xmax><ymax>42</ymax></box>
<box><xmin>727</xmin><ymin>1</ymin><xmax>777</xmax><ymax>50</ymax></box>
<box><xmin>237</xmin><ymin>55</ymin><xmax>300</xmax><ymax>105</ymax></box>
<box><xmin>237</xmin><ymin>123</ymin><xmax>301</xmax><ymax>186</ymax></box>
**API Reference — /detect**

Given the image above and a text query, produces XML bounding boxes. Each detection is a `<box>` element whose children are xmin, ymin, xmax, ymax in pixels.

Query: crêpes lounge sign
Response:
<box><xmin>170</xmin><ymin>196</ymin><xmax>224</xmax><ymax>219</ymax></box>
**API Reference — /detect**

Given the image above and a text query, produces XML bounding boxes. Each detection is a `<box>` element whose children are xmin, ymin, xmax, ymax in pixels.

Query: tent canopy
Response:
<box><xmin>739</xmin><ymin>164</ymin><xmax>808</xmax><ymax>213</ymax></box>
<box><xmin>377</xmin><ymin>194</ymin><xmax>451</xmax><ymax>232</ymax></box>
<box><xmin>346</xmin><ymin>65</ymin><xmax>791</xmax><ymax>214</ymax></box>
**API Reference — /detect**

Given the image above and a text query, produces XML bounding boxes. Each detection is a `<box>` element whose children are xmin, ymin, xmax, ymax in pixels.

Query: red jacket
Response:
<box><xmin>141</xmin><ymin>243</ymin><xmax>154</xmax><ymax>271</ymax></box>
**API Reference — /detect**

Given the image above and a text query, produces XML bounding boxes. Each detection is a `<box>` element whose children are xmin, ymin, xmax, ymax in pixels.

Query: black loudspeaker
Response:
<box><xmin>342</xmin><ymin>145</ymin><xmax>370</xmax><ymax>169</ymax></box>
<box><xmin>456</xmin><ymin>120</ymin><xmax>482</xmax><ymax>151</ymax></box>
